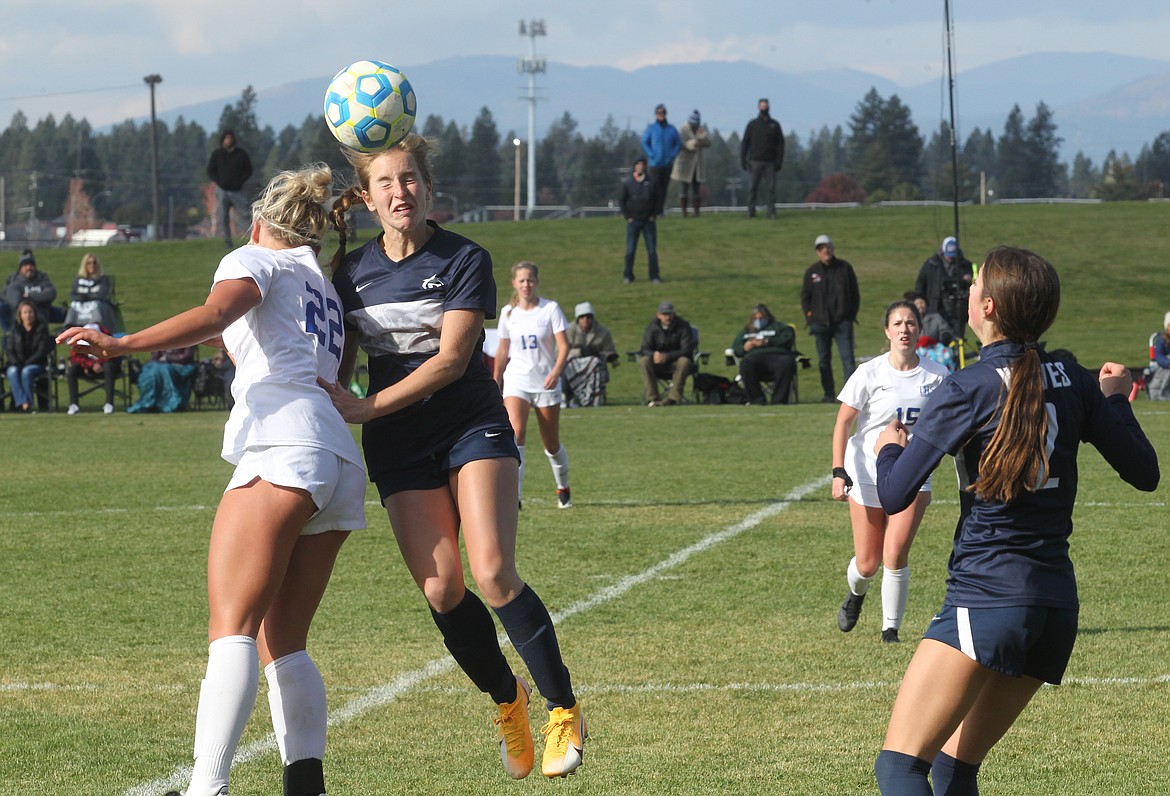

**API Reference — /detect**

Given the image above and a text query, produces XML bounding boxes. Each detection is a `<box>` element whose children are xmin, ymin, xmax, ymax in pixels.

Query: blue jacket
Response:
<box><xmin>641</xmin><ymin>122</ymin><xmax>681</xmax><ymax>168</ymax></box>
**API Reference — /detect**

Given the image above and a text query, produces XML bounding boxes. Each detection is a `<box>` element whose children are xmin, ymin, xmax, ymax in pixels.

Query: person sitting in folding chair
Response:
<box><xmin>4</xmin><ymin>299</ymin><xmax>54</xmax><ymax>413</ymax></box>
<box><xmin>638</xmin><ymin>300</ymin><xmax>693</xmax><ymax>406</ymax></box>
<box><xmin>563</xmin><ymin>302</ymin><xmax>617</xmax><ymax>408</ymax></box>
<box><xmin>730</xmin><ymin>303</ymin><xmax>798</xmax><ymax>405</ymax></box>
<box><xmin>65</xmin><ymin>322</ymin><xmax>122</xmax><ymax>415</ymax></box>
<box><xmin>127</xmin><ymin>345</ymin><xmax>198</xmax><ymax>413</ymax></box>
<box><xmin>1146</xmin><ymin>311</ymin><xmax>1170</xmax><ymax>401</ymax></box>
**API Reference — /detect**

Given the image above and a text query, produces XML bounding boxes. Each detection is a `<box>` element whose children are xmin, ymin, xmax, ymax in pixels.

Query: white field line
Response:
<box><xmin>4</xmin><ymin>497</ymin><xmax>1165</xmax><ymax>523</ymax></box>
<box><xmin>13</xmin><ymin>672</ymin><xmax>1170</xmax><ymax>698</ymax></box>
<box><xmin>122</xmin><ymin>476</ymin><xmax>827</xmax><ymax>796</ymax></box>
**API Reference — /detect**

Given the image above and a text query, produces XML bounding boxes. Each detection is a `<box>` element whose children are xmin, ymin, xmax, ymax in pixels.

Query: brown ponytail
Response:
<box><xmin>328</xmin><ymin>187</ymin><xmax>364</xmax><ymax>273</ymax></box>
<box><xmin>970</xmin><ymin>246</ymin><xmax>1061</xmax><ymax>503</ymax></box>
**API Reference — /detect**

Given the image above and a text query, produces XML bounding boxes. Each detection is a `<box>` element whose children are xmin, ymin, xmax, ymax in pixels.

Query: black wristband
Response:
<box><xmin>832</xmin><ymin>467</ymin><xmax>853</xmax><ymax>487</ymax></box>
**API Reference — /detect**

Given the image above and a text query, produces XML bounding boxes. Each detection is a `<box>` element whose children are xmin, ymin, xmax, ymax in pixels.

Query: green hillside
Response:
<box><xmin>20</xmin><ymin>201</ymin><xmax>1167</xmax><ymax>404</ymax></box>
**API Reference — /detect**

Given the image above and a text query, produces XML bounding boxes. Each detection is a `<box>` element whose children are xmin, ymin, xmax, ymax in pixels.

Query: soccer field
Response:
<box><xmin>1</xmin><ymin>400</ymin><xmax>1167</xmax><ymax>795</ymax></box>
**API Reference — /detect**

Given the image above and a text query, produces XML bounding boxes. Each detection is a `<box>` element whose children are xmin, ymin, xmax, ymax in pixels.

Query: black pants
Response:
<box><xmin>67</xmin><ymin>361</ymin><xmax>121</xmax><ymax>405</ymax></box>
<box><xmin>741</xmin><ymin>352</ymin><xmax>796</xmax><ymax>404</ymax></box>
<box><xmin>747</xmin><ymin>160</ymin><xmax>777</xmax><ymax>217</ymax></box>
<box><xmin>649</xmin><ymin>165</ymin><xmax>672</xmax><ymax>216</ymax></box>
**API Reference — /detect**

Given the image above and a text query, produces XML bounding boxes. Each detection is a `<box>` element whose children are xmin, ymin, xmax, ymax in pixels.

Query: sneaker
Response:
<box><xmin>495</xmin><ymin>676</ymin><xmax>535</xmax><ymax>779</ymax></box>
<box><xmin>662</xmin><ymin>397</ymin><xmax>678</xmax><ymax>406</ymax></box>
<box><xmin>67</xmin><ymin>404</ymin><xmax>81</xmax><ymax>415</ymax></box>
<box><xmin>556</xmin><ymin>488</ymin><xmax>572</xmax><ymax>509</ymax></box>
<box><xmin>837</xmin><ymin>591</ymin><xmax>865</xmax><ymax>632</ymax></box>
<box><xmin>541</xmin><ymin>702</ymin><xmax>587</xmax><ymax>777</ymax></box>
<box><xmin>881</xmin><ymin>628</ymin><xmax>901</xmax><ymax>644</ymax></box>
<box><xmin>623</xmin><ymin>276</ymin><xmax>633</xmax><ymax>284</ymax></box>
<box><xmin>103</xmin><ymin>403</ymin><xmax>115</xmax><ymax>414</ymax></box>
<box><xmin>650</xmin><ymin>277</ymin><xmax>663</xmax><ymax>284</ymax></box>
<box><xmin>647</xmin><ymin>399</ymin><xmax>662</xmax><ymax>407</ymax></box>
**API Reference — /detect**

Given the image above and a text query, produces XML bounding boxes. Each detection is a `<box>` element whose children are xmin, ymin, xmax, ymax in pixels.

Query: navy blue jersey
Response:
<box><xmin>877</xmin><ymin>340</ymin><xmax>1159</xmax><ymax>609</ymax></box>
<box><xmin>333</xmin><ymin>222</ymin><xmax>508</xmax><ymax>464</ymax></box>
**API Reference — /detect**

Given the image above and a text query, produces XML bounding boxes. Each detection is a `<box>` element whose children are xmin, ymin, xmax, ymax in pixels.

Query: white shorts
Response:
<box><xmin>225</xmin><ymin>445</ymin><xmax>367</xmax><ymax>535</ymax></box>
<box><xmin>502</xmin><ymin>384</ymin><xmax>563</xmax><ymax>408</ymax></box>
<box><xmin>849</xmin><ymin>477</ymin><xmax>932</xmax><ymax>509</ymax></box>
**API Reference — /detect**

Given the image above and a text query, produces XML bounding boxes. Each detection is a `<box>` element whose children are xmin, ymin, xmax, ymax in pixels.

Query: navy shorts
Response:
<box><xmin>371</xmin><ymin>421</ymin><xmax>519</xmax><ymax>501</ymax></box>
<box><xmin>923</xmin><ymin>603</ymin><xmax>1079</xmax><ymax>684</ymax></box>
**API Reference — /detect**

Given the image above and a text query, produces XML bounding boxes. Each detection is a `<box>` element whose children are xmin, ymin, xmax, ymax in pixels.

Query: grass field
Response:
<box><xmin>2</xmin><ymin>204</ymin><xmax>1169</xmax><ymax>794</ymax></box>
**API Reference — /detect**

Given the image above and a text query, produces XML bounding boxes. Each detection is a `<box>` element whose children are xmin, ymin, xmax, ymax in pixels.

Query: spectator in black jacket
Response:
<box><xmin>5</xmin><ymin>300</ymin><xmax>53</xmax><ymax>412</ymax></box>
<box><xmin>206</xmin><ymin>129</ymin><xmax>254</xmax><ymax>249</ymax></box>
<box><xmin>619</xmin><ymin>157</ymin><xmax>661</xmax><ymax>284</ymax></box>
<box><xmin>638</xmin><ymin>301</ymin><xmax>693</xmax><ymax>406</ymax></box>
<box><xmin>740</xmin><ymin>98</ymin><xmax>786</xmax><ymax>219</ymax></box>
<box><xmin>914</xmin><ymin>236</ymin><xmax>973</xmax><ymax>340</ymax></box>
<box><xmin>801</xmin><ymin>235</ymin><xmax>860</xmax><ymax>402</ymax></box>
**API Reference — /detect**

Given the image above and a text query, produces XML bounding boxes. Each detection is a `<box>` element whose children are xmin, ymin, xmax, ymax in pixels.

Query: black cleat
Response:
<box><xmin>881</xmin><ymin>628</ymin><xmax>901</xmax><ymax>644</ymax></box>
<box><xmin>837</xmin><ymin>591</ymin><xmax>865</xmax><ymax>632</ymax></box>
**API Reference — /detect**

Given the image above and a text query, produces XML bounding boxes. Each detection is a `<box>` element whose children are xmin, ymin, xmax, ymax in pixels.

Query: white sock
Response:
<box><xmin>545</xmin><ymin>445</ymin><xmax>570</xmax><ymax>490</ymax></box>
<box><xmin>881</xmin><ymin>566</ymin><xmax>910</xmax><ymax>631</ymax></box>
<box><xmin>516</xmin><ymin>444</ymin><xmax>526</xmax><ymax>501</ymax></box>
<box><xmin>189</xmin><ymin>635</ymin><xmax>260</xmax><ymax>796</ymax></box>
<box><xmin>265</xmin><ymin>650</ymin><xmax>327</xmax><ymax>765</ymax></box>
<box><xmin>846</xmin><ymin>556</ymin><xmax>874</xmax><ymax>596</ymax></box>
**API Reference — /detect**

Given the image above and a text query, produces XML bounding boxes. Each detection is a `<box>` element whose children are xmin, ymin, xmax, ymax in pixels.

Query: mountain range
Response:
<box><xmin>151</xmin><ymin>52</ymin><xmax>1170</xmax><ymax>165</ymax></box>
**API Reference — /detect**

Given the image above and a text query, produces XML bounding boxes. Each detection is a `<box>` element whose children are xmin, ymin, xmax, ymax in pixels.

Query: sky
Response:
<box><xmin>2</xmin><ymin>0</ymin><xmax>1169</xmax><ymax>130</ymax></box>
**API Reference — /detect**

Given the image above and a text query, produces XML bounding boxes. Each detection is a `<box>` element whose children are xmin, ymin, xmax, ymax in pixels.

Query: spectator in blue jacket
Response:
<box><xmin>641</xmin><ymin>104</ymin><xmax>681</xmax><ymax>216</ymax></box>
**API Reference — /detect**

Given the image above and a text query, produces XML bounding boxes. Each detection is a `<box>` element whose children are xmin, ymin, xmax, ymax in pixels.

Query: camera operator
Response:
<box><xmin>914</xmin><ymin>236</ymin><xmax>972</xmax><ymax>340</ymax></box>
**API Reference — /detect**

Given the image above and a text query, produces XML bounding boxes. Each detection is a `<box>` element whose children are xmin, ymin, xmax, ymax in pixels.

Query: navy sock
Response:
<box><xmin>430</xmin><ymin>590</ymin><xmax>516</xmax><ymax>704</ymax></box>
<box><xmin>875</xmin><ymin>749</ymin><xmax>934</xmax><ymax>796</ymax></box>
<box><xmin>493</xmin><ymin>584</ymin><xmax>575</xmax><ymax>709</ymax></box>
<box><xmin>931</xmin><ymin>751</ymin><xmax>980</xmax><ymax>795</ymax></box>
<box><xmin>283</xmin><ymin>757</ymin><xmax>325</xmax><ymax>796</ymax></box>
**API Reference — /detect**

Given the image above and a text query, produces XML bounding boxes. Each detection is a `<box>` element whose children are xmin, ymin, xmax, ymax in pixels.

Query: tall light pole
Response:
<box><xmin>144</xmin><ymin>74</ymin><xmax>163</xmax><ymax>241</ymax></box>
<box><xmin>513</xmin><ymin>138</ymin><xmax>522</xmax><ymax>221</ymax></box>
<box><xmin>518</xmin><ymin>19</ymin><xmax>546</xmax><ymax>220</ymax></box>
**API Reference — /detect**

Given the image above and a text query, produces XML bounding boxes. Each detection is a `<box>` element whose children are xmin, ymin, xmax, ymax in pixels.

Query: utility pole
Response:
<box><xmin>144</xmin><ymin>74</ymin><xmax>163</xmax><ymax>241</ymax></box>
<box><xmin>513</xmin><ymin>138</ymin><xmax>522</xmax><ymax>221</ymax></box>
<box><xmin>518</xmin><ymin>19</ymin><xmax>546</xmax><ymax>220</ymax></box>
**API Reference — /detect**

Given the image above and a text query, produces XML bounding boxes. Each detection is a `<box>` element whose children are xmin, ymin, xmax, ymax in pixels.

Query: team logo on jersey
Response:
<box><xmin>422</xmin><ymin>275</ymin><xmax>445</xmax><ymax>290</ymax></box>
<box><xmin>920</xmin><ymin>384</ymin><xmax>938</xmax><ymax>396</ymax></box>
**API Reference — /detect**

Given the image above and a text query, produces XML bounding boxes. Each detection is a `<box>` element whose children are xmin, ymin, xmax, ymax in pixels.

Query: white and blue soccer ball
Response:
<box><xmin>323</xmin><ymin>60</ymin><xmax>417</xmax><ymax>152</ymax></box>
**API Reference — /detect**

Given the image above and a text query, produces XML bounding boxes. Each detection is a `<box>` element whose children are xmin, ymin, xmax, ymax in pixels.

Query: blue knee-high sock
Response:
<box><xmin>875</xmin><ymin>749</ymin><xmax>934</xmax><ymax>796</ymax></box>
<box><xmin>494</xmin><ymin>584</ymin><xmax>575</xmax><ymax>709</ymax></box>
<box><xmin>431</xmin><ymin>590</ymin><xmax>516</xmax><ymax>704</ymax></box>
<box><xmin>931</xmin><ymin>751</ymin><xmax>980</xmax><ymax>796</ymax></box>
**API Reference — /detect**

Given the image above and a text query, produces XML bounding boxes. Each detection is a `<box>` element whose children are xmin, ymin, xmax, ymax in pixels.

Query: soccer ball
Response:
<box><xmin>323</xmin><ymin>60</ymin><xmax>417</xmax><ymax>152</ymax></box>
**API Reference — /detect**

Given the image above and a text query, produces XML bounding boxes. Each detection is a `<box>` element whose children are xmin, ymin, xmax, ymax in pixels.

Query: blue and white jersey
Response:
<box><xmin>332</xmin><ymin>222</ymin><xmax>508</xmax><ymax>462</ymax></box>
<box><xmin>213</xmin><ymin>244</ymin><xmax>363</xmax><ymax>468</ymax></box>
<box><xmin>906</xmin><ymin>341</ymin><xmax>1155</xmax><ymax>609</ymax></box>
<box><xmin>498</xmin><ymin>298</ymin><xmax>568</xmax><ymax>393</ymax></box>
<box><xmin>838</xmin><ymin>353</ymin><xmax>948</xmax><ymax>488</ymax></box>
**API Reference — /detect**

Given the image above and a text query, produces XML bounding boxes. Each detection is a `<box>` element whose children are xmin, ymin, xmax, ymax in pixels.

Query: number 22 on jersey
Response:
<box><xmin>304</xmin><ymin>281</ymin><xmax>343</xmax><ymax>361</ymax></box>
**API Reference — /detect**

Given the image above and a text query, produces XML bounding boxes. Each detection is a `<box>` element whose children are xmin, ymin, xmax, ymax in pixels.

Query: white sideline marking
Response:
<box><xmin>6</xmin><ymin>496</ymin><xmax>1165</xmax><ymax>523</ymax></box>
<box><xmin>16</xmin><ymin>672</ymin><xmax>1170</xmax><ymax>700</ymax></box>
<box><xmin>122</xmin><ymin>476</ymin><xmax>828</xmax><ymax>795</ymax></box>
